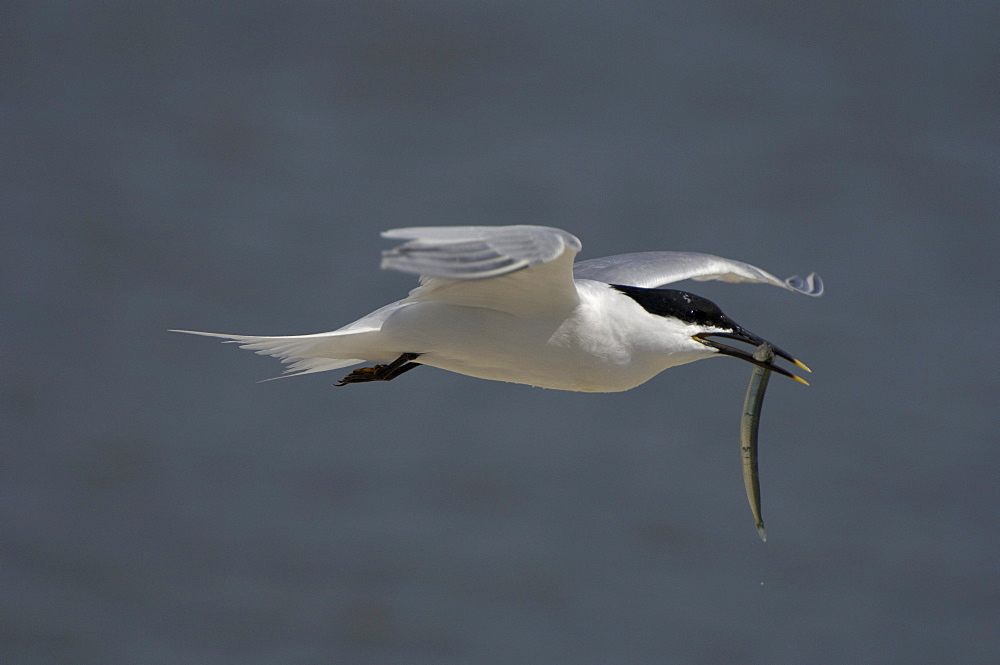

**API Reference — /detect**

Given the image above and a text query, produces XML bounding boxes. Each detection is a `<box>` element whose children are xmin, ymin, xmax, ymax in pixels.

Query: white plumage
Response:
<box><xmin>173</xmin><ymin>225</ymin><xmax>822</xmax><ymax>392</ymax></box>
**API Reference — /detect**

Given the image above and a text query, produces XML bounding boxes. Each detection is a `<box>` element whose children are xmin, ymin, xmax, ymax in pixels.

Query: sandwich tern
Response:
<box><xmin>173</xmin><ymin>225</ymin><xmax>822</xmax><ymax>392</ymax></box>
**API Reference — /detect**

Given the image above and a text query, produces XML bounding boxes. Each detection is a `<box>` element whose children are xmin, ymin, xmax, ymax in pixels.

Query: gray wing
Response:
<box><xmin>382</xmin><ymin>225</ymin><xmax>582</xmax><ymax>280</ymax></box>
<box><xmin>381</xmin><ymin>225</ymin><xmax>583</xmax><ymax>316</ymax></box>
<box><xmin>572</xmin><ymin>251</ymin><xmax>823</xmax><ymax>297</ymax></box>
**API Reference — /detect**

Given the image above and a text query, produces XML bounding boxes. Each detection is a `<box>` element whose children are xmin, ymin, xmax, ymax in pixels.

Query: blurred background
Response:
<box><xmin>3</xmin><ymin>2</ymin><xmax>998</xmax><ymax>663</ymax></box>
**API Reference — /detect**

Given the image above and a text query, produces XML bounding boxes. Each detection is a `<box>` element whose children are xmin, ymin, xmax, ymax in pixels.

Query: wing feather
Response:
<box><xmin>572</xmin><ymin>251</ymin><xmax>823</xmax><ymax>297</ymax></box>
<box><xmin>381</xmin><ymin>225</ymin><xmax>583</xmax><ymax>316</ymax></box>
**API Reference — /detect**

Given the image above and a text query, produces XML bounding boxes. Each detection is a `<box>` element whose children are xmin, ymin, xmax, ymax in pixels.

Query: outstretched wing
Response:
<box><xmin>381</xmin><ymin>225</ymin><xmax>583</xmax><ymax>316</ymax></box>
<box><xmin>572</xmin><ymin>251</ymin><xmax>823</xmax><ymax>297</ymax></box>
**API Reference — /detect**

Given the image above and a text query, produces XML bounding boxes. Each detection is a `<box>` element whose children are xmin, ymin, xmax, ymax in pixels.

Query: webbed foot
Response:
<box><xmin>335</xmin><ymin>352</ymin><xmax>422</xmax><ymax>386</ymax></box>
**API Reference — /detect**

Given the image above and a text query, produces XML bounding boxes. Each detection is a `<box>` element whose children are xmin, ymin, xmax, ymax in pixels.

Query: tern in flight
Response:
<box><xmin>173</xmin><ymin>225</ymin><xmax>822</xmax><ymax>391</ymax></box>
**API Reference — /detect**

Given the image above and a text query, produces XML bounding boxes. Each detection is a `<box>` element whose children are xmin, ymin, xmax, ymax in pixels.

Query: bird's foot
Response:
<box><xmin>335</xmin><ymin>353</ymin><xmax>422</xmax><ymax>387</ymax></box>
<box><xmin>335</xmin><ymin>364</ymin><xmax>390</xmax><ymax>386</ymax></box>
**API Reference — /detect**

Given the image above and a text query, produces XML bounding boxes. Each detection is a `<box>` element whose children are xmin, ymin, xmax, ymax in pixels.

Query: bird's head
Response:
<box><xmin>611</xmin><ymin>284</ymin><xmax>811</xmax><ymax>384</ymax></box>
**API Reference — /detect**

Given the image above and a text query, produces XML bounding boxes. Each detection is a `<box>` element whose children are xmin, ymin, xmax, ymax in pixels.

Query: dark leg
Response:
<box><xmin>335</xmin><ymin>353</ymin><xmax>422</xmax><ymax>386</ymax></box>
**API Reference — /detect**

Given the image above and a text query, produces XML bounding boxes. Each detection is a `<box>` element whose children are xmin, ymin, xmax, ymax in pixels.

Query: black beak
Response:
<box><xmin>694</xmin><ymin>329</ymin><xmax>811</xmax><ymax>385</ymax></box>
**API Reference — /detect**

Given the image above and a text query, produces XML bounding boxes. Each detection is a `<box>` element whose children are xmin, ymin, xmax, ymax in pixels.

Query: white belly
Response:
<box><xmin>377</xmin><ymin>299</ymin><xmax>706</xmax><ymax>393</ymax></box>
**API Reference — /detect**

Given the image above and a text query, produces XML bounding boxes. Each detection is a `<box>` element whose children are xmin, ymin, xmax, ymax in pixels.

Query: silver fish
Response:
<box><xmin>741</xmin><ymin>343</ymin><xmax>775</xmax><ymax>542</ymax></box>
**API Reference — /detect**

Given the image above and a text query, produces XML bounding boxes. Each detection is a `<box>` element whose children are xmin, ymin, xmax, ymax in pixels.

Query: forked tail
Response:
<box><xmin>170</xmin><ymin>329</ymin><xmax>369</xmax><ymax>380</ymax></box>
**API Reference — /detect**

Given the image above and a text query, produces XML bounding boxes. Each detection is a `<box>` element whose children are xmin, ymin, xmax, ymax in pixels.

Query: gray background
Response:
<box><xmin>4</xmin><ymin>2</ymin><xmax>998</xmax><ymax>664</ymax></box>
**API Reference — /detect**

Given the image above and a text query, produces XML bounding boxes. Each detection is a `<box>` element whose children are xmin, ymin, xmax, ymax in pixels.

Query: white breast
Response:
<box><xmin>378</xmin><ymin>281</ymin><xmax>714</xmax><ymax>392</ymax></box>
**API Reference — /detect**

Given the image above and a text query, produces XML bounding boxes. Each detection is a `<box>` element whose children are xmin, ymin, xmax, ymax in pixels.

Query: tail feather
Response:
<box><xmin>170</xmin><ymin>329</ymin><xmax>368</xmax><ymax>379</ymax></box>
<box><xmin>172</xmin><ymin>300</ymin><xmax>412</xmax><ymax>379</ymax></box>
